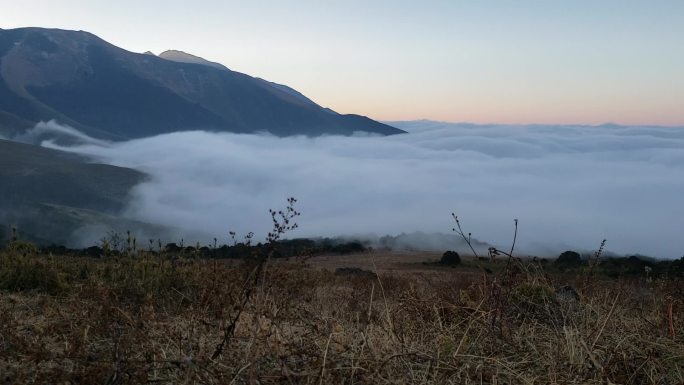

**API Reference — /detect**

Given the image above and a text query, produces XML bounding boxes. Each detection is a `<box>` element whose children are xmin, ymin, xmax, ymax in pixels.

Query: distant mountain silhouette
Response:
<box><xmin>0</xmin><ymin>27</ymin><xmax>404</xmax><ymax>139</ymax></box>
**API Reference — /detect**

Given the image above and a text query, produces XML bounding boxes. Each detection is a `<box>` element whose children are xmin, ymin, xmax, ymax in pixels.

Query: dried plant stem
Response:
<box><xmin>669</xmin><ymin>302</ymin><xmax>676</xmax><ymax>339</ymax></box>
<box><xmin>591</xmin><ymin>291</ymin><xmax>620</xmax><ymax>350</ymax></box>
<box><xmin>509</xmin><ymin>219</ymin><xmax>518</xmax><ymax>257</ymax></box>
<box><xmin>319</xmin><ymin>332</ymin><xmax>334</xmax><ymax>385</ymax></box>
<box><xmin>451</xmin><ymin>213</ymin><xmax>479</xmax><ymax>258</ymax></box>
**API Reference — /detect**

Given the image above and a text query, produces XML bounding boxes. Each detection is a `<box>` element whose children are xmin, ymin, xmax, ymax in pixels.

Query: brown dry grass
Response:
<box><xmin>303</xmin><ymin>250</ymin><xmax>443</xmax><ymax>273</ymax></box>
<box><xmin>1</xmin><ymin>248</ymin><xmax>683</xmax><ymax>384</ymax></box>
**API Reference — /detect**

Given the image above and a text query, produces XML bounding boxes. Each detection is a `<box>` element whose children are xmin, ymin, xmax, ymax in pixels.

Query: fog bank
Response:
<box><xmin>38</xmin><ymin>120</ymin><xmax>684</xmax><ymax>258</ymax></box>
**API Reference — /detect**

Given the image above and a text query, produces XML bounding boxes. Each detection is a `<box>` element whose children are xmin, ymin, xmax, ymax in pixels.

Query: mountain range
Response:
<box><xmin>0</xmin><ymin>27</ymin><xmax>404</xmax><ymax>139</ymax></box>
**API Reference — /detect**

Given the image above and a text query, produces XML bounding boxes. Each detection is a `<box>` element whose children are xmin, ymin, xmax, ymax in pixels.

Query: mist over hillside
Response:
<box><xmin>0</xmin><ymin>138</ymin><xmax>178</xmax><ymax>245</ymax></box>
<box><xmin>24</xmin><ymin>119</ymin><xmax>684</xmax><ymax>258</ymax></box>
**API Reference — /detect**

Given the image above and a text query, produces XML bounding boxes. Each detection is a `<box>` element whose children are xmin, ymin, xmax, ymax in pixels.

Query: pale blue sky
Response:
<box><xmin>2</xmin><ymin>0</ymin><xmax>683</xmax><ymax>125</ymax></box>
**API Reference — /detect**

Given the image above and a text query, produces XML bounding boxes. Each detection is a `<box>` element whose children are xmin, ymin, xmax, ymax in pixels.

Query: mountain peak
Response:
<box><xmin>158</xmin><ymin>49</ymin><xmax>228</xmax><ymax>71</ymax></box>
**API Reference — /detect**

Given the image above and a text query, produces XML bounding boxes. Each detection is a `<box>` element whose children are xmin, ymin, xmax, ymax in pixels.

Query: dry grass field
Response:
<box><xmin>304</xmin><ymin>250</ymin><xmax>443</xmax><ymax>273</ymax></box>
<box><xmin>1</xmin><ymin>242</ymin><xmax>683</xmax><ymax>385</ymax></box>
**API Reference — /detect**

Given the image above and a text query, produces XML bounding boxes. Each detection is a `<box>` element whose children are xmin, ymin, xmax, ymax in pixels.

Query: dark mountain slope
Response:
<box><xmin>0</xmin><ymin>139</ymin><xmax>143</xmax><ymax>211</ymax></box>
<box><xmin>27</xmin><ymin>44</ymin><xmax>228</xmax><ymax>138</ymax></box>
<box><xmin>0</xmin><ymin>27</ymin><xmax>404</xmax><ymax>138</ymax></box>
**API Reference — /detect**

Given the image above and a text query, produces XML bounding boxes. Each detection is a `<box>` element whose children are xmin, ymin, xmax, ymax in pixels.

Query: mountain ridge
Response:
<box><xmin>0</xmin><ymin>27</ymin><xmax>404</xmax><ymax>138</ymax></box>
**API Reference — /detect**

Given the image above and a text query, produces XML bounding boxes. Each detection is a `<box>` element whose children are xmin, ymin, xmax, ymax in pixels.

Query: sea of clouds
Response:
<box><xmin>31</xmin><ymin>120</ymin><xmax>684</xmax><ymax>258</ymax></box>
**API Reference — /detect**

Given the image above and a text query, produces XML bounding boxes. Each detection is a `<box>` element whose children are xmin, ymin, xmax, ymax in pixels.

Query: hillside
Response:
<box><xmin>0</xmin><ymin>139</ymin><xmax>167</xmax><ymax>245</ymax></box>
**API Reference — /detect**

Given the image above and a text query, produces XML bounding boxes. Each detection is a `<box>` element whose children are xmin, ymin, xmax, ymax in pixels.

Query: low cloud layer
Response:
<box><xmin>38</xmin><ymin>120</ymin><xmax>684</xmax><ymax>258</ymax></box>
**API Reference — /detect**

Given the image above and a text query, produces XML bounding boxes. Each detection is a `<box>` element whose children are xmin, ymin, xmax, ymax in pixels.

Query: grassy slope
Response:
<box><xmin>0</xmin><ymin>140</ymin><xmax>143</xmax><ymax>210</ymax></box>
<box><xmin>0</xmin><ymin>140</ymin><xmax>151</xmax><ymax>245</ymax></box>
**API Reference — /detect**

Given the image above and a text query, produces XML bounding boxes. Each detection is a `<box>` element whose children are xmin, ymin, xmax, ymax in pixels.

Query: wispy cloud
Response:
<box><xmin>17</xmin><ymin>120</ymin><xmax>112</xmax><ymax>147</ymax></box>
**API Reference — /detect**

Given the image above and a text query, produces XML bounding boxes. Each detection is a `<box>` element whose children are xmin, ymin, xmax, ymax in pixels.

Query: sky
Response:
<box><xmin>28</xmin><ymin>120</ymin><xmax>684</xmax><ymax>258</ymax></box>
<box><xmin>2</xmin><ymin>0</ymin><xmax>683</xmax><ymax>125</ymax></box>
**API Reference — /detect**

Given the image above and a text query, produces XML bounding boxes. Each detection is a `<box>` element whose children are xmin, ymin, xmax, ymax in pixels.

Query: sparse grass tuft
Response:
<box><xmin>0</xmin><ymin>248</ymin><xmax>67</xmax><ymax>295</ymax></box>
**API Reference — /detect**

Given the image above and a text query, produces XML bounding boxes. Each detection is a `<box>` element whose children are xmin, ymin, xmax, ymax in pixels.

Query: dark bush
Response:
<box><xmin>600</xmin><ymin>255</ymin><xmax>655</xmax><ymax>276</ymax></box>
<box><xmin>331</xmin><ymin>241</ymin><xmax>365</xmax><ymax>254</ymax></box>
<box><xmin>164</xmin><ymin>243</ymin><xmax>182</xmax><ymax>252</ymax></box>
<box><xmin>554</xmin><ymin>250</ymin><xmax>582</xmax><ymax>267</ymax></box>
<box><xmin>84</xmin><ymin>246</ymin><xmax>103</xmax><ymax>257</ymax></box>
<box><xmin>440</xmin><ymin>250</ymin><xmax>461</xmax><ymax>266</ymax></box>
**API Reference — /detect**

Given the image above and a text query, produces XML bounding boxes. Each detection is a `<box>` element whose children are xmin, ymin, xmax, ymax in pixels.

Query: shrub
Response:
<box><xmin>8</xmin><ymin>240</ymin><xmax>39</xmax><ymax>255</ymax></box>
<box><xmin>600</xmin><ymin>255</ymin><xmax>655</xmax><ymax>276</ymax></box>
<box><xmin>554</xmin><ymin>250</ymin><xmax>582</xmax><ymax>267</ymax></box>
<box><xmin>440</xmin><ymin>250</ymin><xmax>461</xmax><ymax>266</ymax></box>
<box><xmin>511</xmin><ymin>283</ymin><xmax>555</xmax><ymax>306</ymax></box>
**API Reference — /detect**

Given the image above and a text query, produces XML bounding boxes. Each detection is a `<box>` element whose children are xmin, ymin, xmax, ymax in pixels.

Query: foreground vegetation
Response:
<box><xmin>1</xmin><ymin>240</ymin><xmax>682</xmax><ymax>384</ymax></box>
